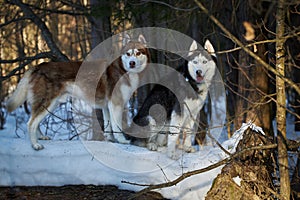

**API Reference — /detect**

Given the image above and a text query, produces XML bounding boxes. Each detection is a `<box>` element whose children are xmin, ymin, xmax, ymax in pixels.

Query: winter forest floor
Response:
<box><xmin>0</xmin><ymin>185</ymin><xmax>167</xmax><ymax>200</ymax></box>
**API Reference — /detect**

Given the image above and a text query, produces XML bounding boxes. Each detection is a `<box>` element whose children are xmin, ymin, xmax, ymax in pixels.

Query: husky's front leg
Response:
<box><xmin>102</xmin><ymin>107</ymin><xmax>115</xmax><ymax>142</ymax></box>
<box><xmin>181</xmin><ymin>120</ymin><xmax>196</xmax><ymax>153</ymax></box>
<box><xmin>147</xmin><ymin>120</ymin><xmax>168</xmax><ymax>151</ymax></box>
<box><xmin>108</xmin><ymin>101</ymin><xmax>130</xmax><ymax>144</ymax></box>
<box><xmin>167</xmin><ymin>112</ymin><xmax>183</xmax><ymax>159</ymax></box>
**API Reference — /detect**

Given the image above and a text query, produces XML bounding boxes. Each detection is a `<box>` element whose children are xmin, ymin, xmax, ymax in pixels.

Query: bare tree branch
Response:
<box><xmin>24</xmin><ymin>1</ymin><xmax>88</xmax><ymax>16</ymax></box>
<box><xmin>7</xmin><ymin>0</ymin><xmax>69</xmax><ymax>62</ymax></box>
<box><xmin>137</xmin><ymin>0</ymin><xmax>198</xmax><ymax>11</ymax></box>
<box><xmin>128</xmin><ymin>139</ymin><xmax>299</xmax><ymax>198</ymax></box>
<box><xmin>0</xmin><ymin>52</ymin><xmax>53</xmax><ymax>81</ymax></box>
<box><xmin>126</xmin><ymin>144</ymin><xmax>279</xmax><ymax>199</ymax></box>
<box><xmin>0</xmin><ymin>15</ymin><xmax>28</xmax><ymax>29</ymax></box>
<box><xmin>217</xmin><ymin>33</ymin><xmax>300</xmax><ymax>54</ymax></box>
<box><xmin>193</xmin><ymin>0</ymin><xmax>300</xmax><ymax>95</ymax></box>
<box><xmin>0</xmin><ymin>51</ymin><xmax>54</xmax><ymax>64</ymax></box>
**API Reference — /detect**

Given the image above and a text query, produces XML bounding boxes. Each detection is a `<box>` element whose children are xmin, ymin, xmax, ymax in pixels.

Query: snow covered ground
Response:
<box><xmin>1</xmin><ymin>107</ymin><xmax>298</xmax><ymax>199</ymax></box>
<box><xmin>0</xmin><ymin>105</ymin><xmax>245</xmax><ymax>199</ymax></box>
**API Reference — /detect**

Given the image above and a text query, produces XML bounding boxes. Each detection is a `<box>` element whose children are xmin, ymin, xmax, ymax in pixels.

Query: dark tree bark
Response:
<box><xmin>251</xmin><ymin>34</ymin><xmax>272</xmax><ymax>134</ymax></box>
<box><xmin>206</xmin><ymin>129</ymin><xmax>275</xmax><ymax>200</ymax></box>
<box><xmin>286</xmin><ymin>5</ymin><xmax>300</xmax><ymax>131</ymax></box>
<box><xmin>90</xmin><ymin>0</ymin><xmax>111</xmax><ymax>48</ymax></box>
<box><xmin>90</xmin><ymin>0</ymin><xmax>112</xmax><ymax>140</ymax></box>
<box><xmin>233</xmin><ymin>1</ymin><xmax>272</xmax><ymax>136</ymax></box>
<box><xmin>291</xmin><ymin>152</ymin><xmax>300</xmax><ymax>199</ymax></box>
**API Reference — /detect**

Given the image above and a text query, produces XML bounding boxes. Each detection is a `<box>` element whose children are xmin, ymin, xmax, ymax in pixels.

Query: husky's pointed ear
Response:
<box><xmin>138</xmin><ymin>34</ymin><xmax>147</xmax><ymax>44</ymax></box>
<box><xmin>204</xmin><ymin>40</ymin><xmax>216</xmax><ymax>57</ymax></box>
<box><xmin>122</xmin><ymin>34</ymin><xmax>131</xmax><ymax>46</ymax></box>
<box><xmin>188</xmin><ymin>40</ymin><xmax>197</xmax><ymax>57</ymax></box>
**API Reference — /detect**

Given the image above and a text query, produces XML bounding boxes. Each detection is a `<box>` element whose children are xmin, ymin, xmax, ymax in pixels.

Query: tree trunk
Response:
<box><xmin>233</xmin><ymin>1</ymin><xmax>272</xmax><ymax>137</ymax></box>
<box><xmin>248</xmin><ymin>33</ymin><xmax>272</xmax><ymax>134</ymax></box>
<box><xmin>276</xmin><ymin>0</ymin><xmax>290</xmax><ymax>199</ymax></box>
<box><xmin>90</xmin><ymin>0</ymin><xmax>111</xmax><ymax>48</ymax></box>
<box><xmin>90</xmin><ymin>0</ymin><xmax>112</xmax><ymax>140</ymax></box>
<box><xmin>206</xmin><ymin>128</ymin><xmax>275</xmax><ymax>200</ymax></box>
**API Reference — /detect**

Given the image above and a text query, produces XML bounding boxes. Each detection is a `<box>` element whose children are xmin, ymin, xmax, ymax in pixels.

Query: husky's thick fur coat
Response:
<box><xmin>130</xmin><ymin>40</ymin><xmax>216</xmax><ymax>159</ymax></box>
<box><xmin>7</xmin><ymin>34</ymin><xmax>150</xmax><ymax>150</ymax></box>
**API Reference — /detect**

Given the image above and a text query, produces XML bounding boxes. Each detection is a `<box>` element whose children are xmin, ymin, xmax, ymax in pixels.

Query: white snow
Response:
<box><xmin>237</xmin><ymin>121</ymin><xmax>265</xmax><ymax>136</ymax></box>
<box><xmin>0</xmin><ymin>109</ymin><xmax>264</xmax><ymax>200</ymax></box>
<box><xmin>232</xmin><ymin>176</ymin><xmax>242</xmax><ymax>187</ymax></box>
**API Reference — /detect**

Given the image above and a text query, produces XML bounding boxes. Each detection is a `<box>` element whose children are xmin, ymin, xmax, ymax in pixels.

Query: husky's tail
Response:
<box><xmin>6</xmin><ymin>69</ymin><xmax>32</xmax><ymax>112</ymax></box>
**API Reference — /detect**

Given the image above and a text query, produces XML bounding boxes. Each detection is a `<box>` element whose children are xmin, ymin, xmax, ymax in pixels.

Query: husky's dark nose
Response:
<box><xmin>129</xmin><ymin>61</ymin><xmax>136</xmax><ymax>68</ymax></box>
<box><xmin>196</xmin><ymin>70</ymin><xmax>202</xmax><ymax>76</ymax></box>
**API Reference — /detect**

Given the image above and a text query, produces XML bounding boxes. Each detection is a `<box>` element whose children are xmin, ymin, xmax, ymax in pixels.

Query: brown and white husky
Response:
<box><xmin>6</xmin><ymin>34</ymin><xmax>150</xmax><ymax>150</ymax></box>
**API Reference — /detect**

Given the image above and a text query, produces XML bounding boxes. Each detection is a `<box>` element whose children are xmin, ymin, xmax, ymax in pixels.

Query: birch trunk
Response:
<box><xmin>276</xmin><ymin>0</ymin><xmax>290</xmax><ymax>199</ymax></box>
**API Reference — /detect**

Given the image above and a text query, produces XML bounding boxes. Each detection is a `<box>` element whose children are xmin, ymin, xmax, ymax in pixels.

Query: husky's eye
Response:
<box><xmin>136</xmin><ymin>51</ymin><xmax>141</xmax><ymax>56</ymax></box>
<box><xmin>126</xmin><ymin>52</ymin><xmax>131</xmax><ymax>56</ymax></box>
<box><xmin>203</xmin><ymin>60</ymin><xmax>207</xmax><ymax>64</ymax></box>
<box><xmin>193</xmin><ymin>60</ymin><xmax>198</xmax><ymax>64</ymax></box>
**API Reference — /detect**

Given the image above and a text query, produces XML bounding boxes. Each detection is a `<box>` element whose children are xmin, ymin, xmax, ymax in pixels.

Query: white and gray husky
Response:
<box><xmin>6</xmin><ymin>34</ymin><xmax>150</xmax><ymax>150</ymax></box>
<box><xmin>128</xmin><ymin>40</ymin><xmax>216</xmax><ymax>159</ymax></box>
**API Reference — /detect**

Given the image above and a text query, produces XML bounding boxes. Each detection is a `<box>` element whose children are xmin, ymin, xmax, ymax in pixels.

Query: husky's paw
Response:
<box><xmin>147</xmin><ymin>116</ymin><xmax>156</xmax><ymax>127</ymax></box>
<box><xmin>156</xmin><ymin>133</ymin><xmax>167</xmax><ymax>147</ymax></box>
<box><xmin>32</xmin><ymin>143</ymin><xmax>44</xmax><ymax>150</ymax></box>
<box><xmin>131</xmin><ymin>139</ymin><xmax>146</xmax><ymax>147</ymax></box>
<box><xmin>104</xmin><ymin>134</ymin><xmax>116</xmax><ymax>143</ymax></box>
<box><xmin>147</xmin><ymin>142</ymin><xmax>158</xmax><ymax>151</ymax></box>
<box><xmin>167</xmin><ymin>149</ymin><xmax>181</xmax><ymax>160</ymax></box>
<box><xmin>177</xmin><ymin>143</ymin><xmax>184</xmax><ymax>150</ymax></box>
<box><xmin>39</xmin><ymin>135</ymin><xmax>51</xmax><ymax>140</ymax></box>
<box><xmin>183</xmin><ymin>145</ymin><xmax>196</xmax><ymax>153</ymax></box>
<box><xmin>116</xmin><ymin>136</ymin><xmax>131</xmax><ymax>144</ymax></box>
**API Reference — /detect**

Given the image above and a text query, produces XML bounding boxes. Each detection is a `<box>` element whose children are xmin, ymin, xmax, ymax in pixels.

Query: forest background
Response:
<box><xmin>0</xmin><ymin>0</ymin><xmax>300</xmax><ymax>199</ymax></box>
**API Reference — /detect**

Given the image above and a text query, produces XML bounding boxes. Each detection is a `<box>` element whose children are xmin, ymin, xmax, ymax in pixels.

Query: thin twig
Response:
<box><xmin>182</xmin><ymin>102</ymin><xmax>231</xmax><ymax>156</ymax></box>
<box><xmin>216</xmin><ymin>33</ymin><xmax>300</xmax><ymax>54</ymax></box>
<box><xmin>157</xmin><ymin>164</ymin><xmax>170</xmax><ymax>182</ymax></box>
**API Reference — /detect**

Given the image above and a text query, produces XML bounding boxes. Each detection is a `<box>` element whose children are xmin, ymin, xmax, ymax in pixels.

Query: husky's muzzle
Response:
<box><xmin>196</xmin><ymin>70</ymin><xmax>204</xmax><ymax>82</ymax></box>
<box><xmin>129</xmin><ymin>61</ymin><xmax>136</xmax><ymax>68</ymax></box>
